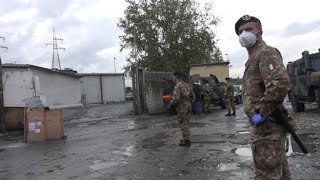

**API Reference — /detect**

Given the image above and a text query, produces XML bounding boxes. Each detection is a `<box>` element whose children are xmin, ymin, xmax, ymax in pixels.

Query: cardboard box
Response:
<box><xmin>25</xmin><ymin>109</ymin><xmax>66</xmax><ymax>142</ymax></box>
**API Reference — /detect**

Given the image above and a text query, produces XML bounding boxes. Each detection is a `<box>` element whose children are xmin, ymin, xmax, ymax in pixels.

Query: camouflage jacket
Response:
<box><xmin>225</xmin><ymin>82</ymin><xmax>234</xmax><ymax>98</ymax></box>
<box><xmin>202</xmin><ymin>84</ymin><xmax>213</xmax><ymax>99</ymax></box>
<box><xmin>174</xmin><ymin>80</ymin><xmax>195</xmax><ymax>109</ymax></box>
<box><xmin>243</xmin><ymin>41</ymin><xmax>290</xmax><ymax>119</ymax></box>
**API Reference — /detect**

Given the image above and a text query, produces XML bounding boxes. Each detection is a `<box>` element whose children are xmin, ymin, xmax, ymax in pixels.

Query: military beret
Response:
<box><xmin>235</xmin><ymin>15</ymin><xmax>261</xmax><ymax>35</ymax></box>
<box><xmin>225</xmin><ymin>77</ymin><xmax>231</xmax><ymax>81</ymax></box>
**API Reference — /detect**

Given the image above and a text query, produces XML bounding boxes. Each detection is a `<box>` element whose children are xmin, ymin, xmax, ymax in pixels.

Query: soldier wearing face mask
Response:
<box><xmin>235</xmin><ymin>15</ymin><xmax>292</xmax><ymax>179</ymax></box>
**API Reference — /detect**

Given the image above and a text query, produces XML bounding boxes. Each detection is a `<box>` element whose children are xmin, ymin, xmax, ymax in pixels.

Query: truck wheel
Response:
<box><xmin>237</xmin><ymin>96</ymin><xmax>242</xmax><ymax>104</ymax></box>
<box><xmin>220</xmin><ymin>99</ymin><xmax>226</xmax><ymax>109</ymax></box>
<box><xmin>290</xmin><ymin>91</ymin><xmax>305</xmax><ymax>112</ymax></box>
<box><xmin>235</xmin><ymin>96</ymin><xmax>240</xmax><ymax>104</ymax></box>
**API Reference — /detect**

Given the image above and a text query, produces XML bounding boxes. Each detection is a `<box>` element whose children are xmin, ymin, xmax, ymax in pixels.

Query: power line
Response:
<box><xmin>0</xmin><ymin>31</ymin><xmax>51</xmax><ymax>39</ymax></box>
<box><xmin>3</xmin><ymin>43</ymin><xmax>46</xmax><ymax>48</ymax></box>
<box><xmin>46</xmin><ymin>27</ymin><xmax>65</xmax><ymax>70</ymax></box>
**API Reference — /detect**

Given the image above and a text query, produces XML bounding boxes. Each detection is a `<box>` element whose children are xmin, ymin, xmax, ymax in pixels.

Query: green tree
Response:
<box><xmin>118</xmin><ymin>0</ymin><xmax>223</xmax><ymax>73</ymax></box>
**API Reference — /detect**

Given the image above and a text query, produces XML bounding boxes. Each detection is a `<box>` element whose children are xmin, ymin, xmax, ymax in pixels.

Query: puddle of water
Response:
<box><xmin>139</xmin><ymin>141</ymin><xmax>165</xmax><ymax>150</ymax></box>
<box><xmin>93</xmin><ymin>160</ymin><xmax>102</xmax><ymax>164</ymax></box>
<box><xmin>235</xmin><ymin>123</ymin><xmax>249</xmax><ymax>129</ymax></box>
<box><xmin>77</xmin><ymin>124</ymin><xmax>89</xmax><ymax>128</ymax></box>
<box><xmin>124</xmin><ymin>146</ymin><xmax>134</xmax><ymax>157</ymax></box>
<box><xmin>164</xmin><ymin>122</ymin><xmax>206</xmax><ymax>129</ymax></box>
<box><xmin>128</xmin><ymin>121</ymin><xmax>135</xmax><ymax>130</ymax></box>
<box><xmin>217</xmin><ymin>163</ymin><xmax>240</xmax><ymax>171</ymax></box>
<box><xmin>0</xmin><ymin>143</ymin><xmax>26</xmax><ymax>149</ymax></box>
<box><xmin>234</xmin><ymin>148</ymin><xmax>252</xmax><ymax>157</ymax></box>
<box><xmin>231</xmin><ymin>134</ymin><xmax>317</xmax><ymax>158</ymax></box>
<box><xmin>287</xmin><ymin>134</ymin><xmax>317</xmax><ymax>154</ymax></box>
<box><xmin>237</xmin><ymin>131</ymin><xmax>250</xmax><ymax>135</ymax></box>
<box><xmin>220</xmin><ymin>134</ymin><xmax>237</xmax><ymax>138</ymax></box>
<box><xmin>89</xmin><ymin>162</ymin><xmax>120</xmax><ymax>171</ymax></box>
<box><xmin>139</xmin><ymin>132</ymin><xmax>167</xmax><ymax>150</ymax></box>
<box><xmin>112</xmin><ymin>146</ymin><xmax>134</xmax><ymax>157</ymax></box>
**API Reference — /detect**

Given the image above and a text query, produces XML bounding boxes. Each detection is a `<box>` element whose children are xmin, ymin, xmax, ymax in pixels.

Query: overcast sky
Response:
<box><xmin>0</xmin><ymin>0</ymin><xmax>319</xmax><ymax>80</ymax></box>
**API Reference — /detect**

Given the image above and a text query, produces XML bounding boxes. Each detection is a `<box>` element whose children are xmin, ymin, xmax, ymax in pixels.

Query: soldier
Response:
<box><xmin>202</xmin><ymin>79</ymin><xmax>213</xmax><ymax>113</ymax></box>
<box><xmin>225</xmin><ymin>77</ymin><xmax>236</xmax><ymax>116</ymax></box>
<box><xmin>235</xmin><ymin>15</ymin><xmax>292</xmax><ymax>179</ymax></box>
<box><xmin>171</xmin><ymin>71</ymin><xmax>195</xmax><ymax>146</ymax></box>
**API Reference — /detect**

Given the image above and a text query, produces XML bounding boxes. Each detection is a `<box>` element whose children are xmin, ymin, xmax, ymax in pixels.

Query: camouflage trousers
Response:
<box><xmin>226</xmin><ymin>97</ymin><xmax>235</xmax><ymax>113</ymax></box>
<box><xmin>177</xmin><ymin>105</ymin><xmax>191</xmax><ymax>141</ymax></box>
<box><xmin>252</xmin><ymin>137</ymin><xmax>292</xmax><ymax>180</ymax></box>
<box><xmin>203</xmin><ymin>97</ymin><xmax>211</xmax><ymax>113</ymax></box>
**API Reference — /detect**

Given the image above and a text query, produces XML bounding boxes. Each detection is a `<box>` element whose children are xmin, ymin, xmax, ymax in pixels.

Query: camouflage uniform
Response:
<box><xmin>202</xmin><ymin>84</ymin><xmax>213</xmax><ymax>113</ymax></box>
<box><xmin>243</xmin><ymin>40</ymin><xmax>292</xmax><ymax>180</ymax></box>
<box><xmin>225</xmin><ymin>81</ymin><xmax>236</xmax><ymax>115</ymax></box>
<box><xmin>174</xmin><ymin>80</ymin><xmax>195</xmax><ymax>141</ymax></box>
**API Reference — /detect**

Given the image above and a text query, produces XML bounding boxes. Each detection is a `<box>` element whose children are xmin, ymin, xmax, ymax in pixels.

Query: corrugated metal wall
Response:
<box><xmin>80</xmin><ymin>76</ymin><xmax>102</xmax><ymax>104</ymax></box>
<box><xmin>32</xmin><ymin>69</ymin><xmax>81</xmax><ymax>107</ymax></box>
<box><xmin>144</xmin><ymin>71</ymin><xmax>173</xmax><ymax>114</ymax></box>
<box><xmin>132</xmin><ymin>69</ymin><xmax>173</xmax><ymax>115</ymax></box>
<box><xmin>2</xmin><ymin>67</ymin><xmax>81</xmax><ymax>108</ymax></box>
<box><xmin>102</xmin><ymin>75</ymin><xmax>125</xmax><ymax>103</ymax></box>
<box><xmin>80</xmin><ymin>74</ymin><xmax>125</xmax><ymax>104</ymax></box>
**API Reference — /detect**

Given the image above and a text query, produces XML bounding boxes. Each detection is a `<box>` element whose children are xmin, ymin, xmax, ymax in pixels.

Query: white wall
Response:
<box><xmin>3</xmin><ymin>66</ymin><xmax>124</xmax><ymax>107</ymax></box>
<box><xmin>80</xmin><ymin>76</ymin><xmax>102</xmax><ymax>104</ymax></box>
<box><xmin>102</xmin><ymin>75</ymin><xmax>125</xmax><ymax>103</ymax></box>
<box><xmin>2</xmin><ymin>68</ymin><xmax>35</xmax><ymax>107</ymax></box>
<box><xmin>80</xmin><ymin>74</ymin><xmax>125</xmax><ymax>104</ymax></box>
<box><xmin>32</xmin><ymin>69</ymin><xmax>82</xmax><ymax>107</ymax></box>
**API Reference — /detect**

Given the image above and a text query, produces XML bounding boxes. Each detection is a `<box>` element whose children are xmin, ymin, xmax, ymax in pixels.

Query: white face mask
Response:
<box><xmin>239</xmin><ymin>30</ymin><xmax>257</xmax><ymax>47</ymax></box>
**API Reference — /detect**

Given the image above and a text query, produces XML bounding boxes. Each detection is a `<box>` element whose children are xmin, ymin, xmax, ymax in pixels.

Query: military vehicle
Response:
<box><xmin>190</xmin><ymin>75</ymin><xmax>226</xmax><ymax>109</ymax></box>
<box><xmin>162</xmin><ymin>74</ymin><xmax>226</xmax><ymax>114</ymax></box>
<box><xmin>233</xmin><ymin>84</ymin><xmax>242</xmax><ymax>104</ymax></box>
<box><xmin>287</xmin><ymin>49</ymin><xmax>320</xmax><ymax>112</ymax></box>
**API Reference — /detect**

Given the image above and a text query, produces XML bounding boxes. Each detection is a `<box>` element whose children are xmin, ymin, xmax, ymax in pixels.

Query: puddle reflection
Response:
<box><xmin>89</xmin><ymin>162</ymin><xmax>120</xmax><ymax>171</ymax></box>
<box><xmin>234</xmin><ymin>147</ymin><xmax>252</xmax><ymax>157</ymax></box>
<box><xmin>217</xmin><ymin>163</ymin><xmax>240</xmax><ymax>171</ymax></box>
<box><xmin>128</xmin><ymin>121</ymin><xmax>135</xmax><ymax>129</ymax></box>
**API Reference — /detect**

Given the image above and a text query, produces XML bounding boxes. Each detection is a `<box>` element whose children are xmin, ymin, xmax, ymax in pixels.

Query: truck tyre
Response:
<box><xmin>289</xmin><ymin>91</ymin><xmax>305</xmax><ymax>112</ymax></box>
<box><xmin>236</xmin><ymin>96</ymin><xmax>242</xmax><ymax>104</ymax></box>
<box><xmin>220</xmin><ymin>99</ymin><xmax>226</xmax><ymax>109</ymax></box>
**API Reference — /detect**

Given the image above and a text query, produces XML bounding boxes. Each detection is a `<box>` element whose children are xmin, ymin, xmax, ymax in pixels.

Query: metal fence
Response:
<box><xmin>132</xmin><ymin>69</ymin><xmax>173</xmax><ymax>115</ymax></box>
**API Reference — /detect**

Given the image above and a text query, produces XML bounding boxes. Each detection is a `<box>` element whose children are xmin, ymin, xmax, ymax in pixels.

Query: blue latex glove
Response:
<box><xmin>252</xmin><ymin>113</ymin><xmax>267</xmax><ymax>126</ymax></box>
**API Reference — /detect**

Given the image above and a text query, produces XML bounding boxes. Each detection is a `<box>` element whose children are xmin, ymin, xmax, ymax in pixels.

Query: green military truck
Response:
<box><xmin>162</xmin><ymin>74</ymin><xmax>226</xmax><ymax>114</ymax></box>
<box><xmin>287</xmin><ymin>49</ymin><xmax>320</xmax><ymax>112</ymax></box>
<box><xmin>190</xmin><ymin>75</ymin><xmax>226</xmax><ymax>109</ymax></box>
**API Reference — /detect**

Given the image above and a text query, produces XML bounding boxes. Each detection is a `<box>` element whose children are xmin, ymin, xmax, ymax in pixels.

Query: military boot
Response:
<box><xmin>231</xmin><ymin>112</ymin><xmax>236</xmax><ymax>116</ymax></box>
<box><xmin>225</xmin><ymin>113</ymin><xmax>232</xmax><ymax>116</ymax></box>
<box><xmin>179</xmin><ymin>140</ymin><xmax>191</xmax><ymax>146</ymax></box>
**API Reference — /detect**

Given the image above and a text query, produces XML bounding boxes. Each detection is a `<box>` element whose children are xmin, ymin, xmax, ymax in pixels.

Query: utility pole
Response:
<box><xmin>113</xmin><ymin>58</ymin><xmax>116</xmax><ymax>73</ymax></box>
<box><xmin>0</xmin><ymin>36</ymin><xmax>8</xmax><ymax>133</ymax></box>
<box><xmin>46</xmin><ymin>27</ymin><xmax>65</xmax><ymax>70</ymax></box>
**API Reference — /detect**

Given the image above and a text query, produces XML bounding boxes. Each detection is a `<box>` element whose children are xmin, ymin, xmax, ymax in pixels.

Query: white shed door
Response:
<box><xmin>86</xmin><ymin>83</ymin><xmax>100</xmax><ymax>104</ymax></box>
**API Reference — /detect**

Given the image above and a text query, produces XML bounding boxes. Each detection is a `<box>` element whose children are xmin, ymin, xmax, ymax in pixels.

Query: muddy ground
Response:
<box><xmin>0</xmin><ymin>101</ymin><xmax>319</xmax><ymax>180</ymax></box>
